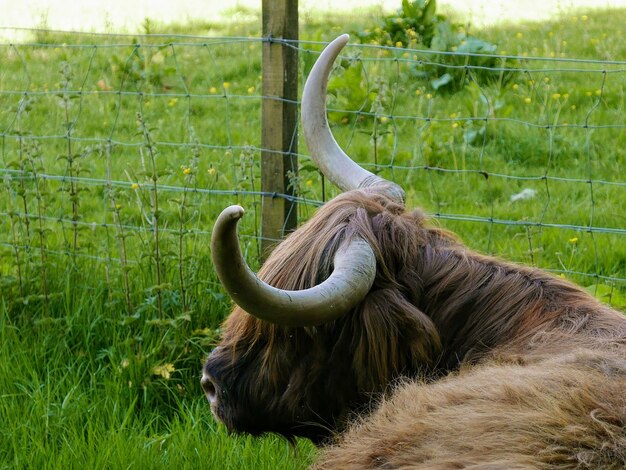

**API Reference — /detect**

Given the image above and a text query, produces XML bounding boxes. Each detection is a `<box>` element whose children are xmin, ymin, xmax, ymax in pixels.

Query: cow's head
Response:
<box><xmin>202</xmin><ymin>35</ymin><xmax>442</xmax><ymax>443</ymax></box>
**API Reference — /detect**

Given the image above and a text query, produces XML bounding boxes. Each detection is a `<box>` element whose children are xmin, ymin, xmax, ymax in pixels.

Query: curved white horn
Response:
<box><xmin>211</xmin><ymin>205</ymin><xmax>376</xmax><ymax>327</ymax></box>
<box><xmin>302</xmin><ymin>34</ymin><xmax>405</xmax><ymax>204</ymax></box>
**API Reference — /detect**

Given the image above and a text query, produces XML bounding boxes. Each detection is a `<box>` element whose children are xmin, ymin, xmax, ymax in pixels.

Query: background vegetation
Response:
<box><xmin>1</xmin><ymin>3</ymin><xmax>624</xmax><ymax>468</ymax></box>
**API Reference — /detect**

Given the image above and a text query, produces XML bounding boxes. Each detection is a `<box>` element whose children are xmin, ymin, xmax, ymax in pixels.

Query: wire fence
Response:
<box><xmin>1</xmin><ymin>28</ymin><xmax>625</xmax><ymax>315</ymax></box>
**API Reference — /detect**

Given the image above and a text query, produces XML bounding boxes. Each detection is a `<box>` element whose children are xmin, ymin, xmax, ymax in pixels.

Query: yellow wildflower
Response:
<box><xmin>569</xmin><ymin>237</ymin><xmax>579</xmax><ymax>244</ymax></box>
<box><xmin>131</xmin><ymin>183</ymin><xmax>139</xmax><ymax>190</ymax></box>
<box><xmin>192</xmin><ymin>327</ymin><xmax>212</xmax><ymax>336</ymax></box>
<box><xmin>524</xmin><ymin>97</ymin><xmax>532</xmax><ymax>104</ymax></box>
<box><xmin>152</xmin><ymin>363</ymin><xmax>175</xmax><ymax>379</ymax></box>
<box><xmin>168</xmin><ymin>98</ymin><xmax>178</xmax><ymax>107</ymax></box>
<box><xmin>207</xmin><ymin>168</ymin><xmax>217</xmax><ymax>177</ymax></box>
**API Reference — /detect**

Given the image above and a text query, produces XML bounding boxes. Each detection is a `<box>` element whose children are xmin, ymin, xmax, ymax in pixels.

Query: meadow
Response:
<box><xmin>1</xmin><ymin>4</ymin><xmax>625</xmax><ymax>469</ymax></box>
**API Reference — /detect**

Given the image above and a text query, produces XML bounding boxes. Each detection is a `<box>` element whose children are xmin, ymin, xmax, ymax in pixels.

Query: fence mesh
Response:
<box><xmin>1</xmin><ymin>28</ymin><xmax>624</xmax><ymax>315</ymax></box>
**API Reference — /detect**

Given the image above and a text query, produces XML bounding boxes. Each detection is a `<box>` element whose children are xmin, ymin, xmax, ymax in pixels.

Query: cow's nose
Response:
<box><xmin>201</xmin><ymin>373</ymin><xmax>218</xmax><ymax>405</ymax></box>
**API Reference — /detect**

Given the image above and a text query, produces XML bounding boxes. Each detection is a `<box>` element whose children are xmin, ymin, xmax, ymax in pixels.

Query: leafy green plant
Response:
<box><xmin>421</xmin><ymin>21</ymin><xmax>516</xmax><ymax>91</ymax></box>
<box><xmin>172</xmin><ymin>129</ymin><xmax>200</xmax><ymax>314</ymax></box>
<box><xmin>132</xmin><ymin>111</ymin><xmax>167</xmax><ymax>319</ymax></box>
<box><xmin>357</xmin><ymin>0</ymin><xmax>439</xmax><ymax>48</ymax></box>
<box><xmin>356</xmin><ymin>0</ymin><xmax>515</xmax><ymax>91</ymax></box>
<box><xmin>326</xmin><ymin>58</ymin><xmax>379</xmax><ymax>124</ymax></box>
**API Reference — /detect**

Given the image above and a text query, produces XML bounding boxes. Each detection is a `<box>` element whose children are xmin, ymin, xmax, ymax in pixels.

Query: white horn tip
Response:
<box><xmin>335</xmin><ymin>34</ymin><xmax>350</xmax><ymax>45</ymax></box>
<box><xmin>222</xmin><ymin>205</ymin><xmax>245</xmax><ymax>221</ymax></box>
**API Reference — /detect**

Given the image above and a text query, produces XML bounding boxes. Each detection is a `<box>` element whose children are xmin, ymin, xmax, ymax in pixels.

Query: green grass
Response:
<box><xmin>0</xmin><ymin>294</ymin><xmax>316</xmax><ymax>469</ymax></box>
<box><xmin>1</xmin><ymin>5</ymin><xmax>625</xmax><ymax>469</ymax></box>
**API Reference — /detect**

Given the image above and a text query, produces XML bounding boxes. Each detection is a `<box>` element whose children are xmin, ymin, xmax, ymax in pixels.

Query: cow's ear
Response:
<box><xmin>348</xmin><ymin>288</ymin><xmax>441</xmax><ymax>391</ymax></box>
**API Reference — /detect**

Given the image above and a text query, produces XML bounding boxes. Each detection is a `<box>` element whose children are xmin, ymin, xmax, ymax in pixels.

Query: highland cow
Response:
<box><xmin>202</xmin><ymin>35</ymin><xmax>626</xmax><ymax>467</ymax></box>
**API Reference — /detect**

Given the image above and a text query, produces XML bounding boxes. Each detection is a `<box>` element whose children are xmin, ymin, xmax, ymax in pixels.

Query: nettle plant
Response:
<box><xmin>359</xmin><ymin>0</ymin><xmax>440</xmax><ymax>48</ymax></box>
<box><xmin>355</xmin><ymin>0</ymin><xmax>515</xmax><ymax>91</ymax></box>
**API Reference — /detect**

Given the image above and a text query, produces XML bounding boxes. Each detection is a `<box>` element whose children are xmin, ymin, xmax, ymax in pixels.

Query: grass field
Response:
<box><xmin>1</xmin><ymin>4</ymin><xmax>625</xmax><ymax>469</ymax></box>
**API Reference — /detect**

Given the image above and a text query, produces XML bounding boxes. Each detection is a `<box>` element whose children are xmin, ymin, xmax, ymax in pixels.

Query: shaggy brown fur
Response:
<box><xmin>314</xmin><ymin>345</ymin><xmax>626</xmax><ymax>469</ymax></box>
<box><xmin>203</xmin><ymin>189</ymin><xmax>626</xmax><ymax>460</ymax></box>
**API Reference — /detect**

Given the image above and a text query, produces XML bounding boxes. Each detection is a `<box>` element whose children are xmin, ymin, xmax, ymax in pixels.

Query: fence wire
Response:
<box><xmin>0</xmin><ymin>28</ymin><xmax>624</xmax><ymax>314</ymax></box>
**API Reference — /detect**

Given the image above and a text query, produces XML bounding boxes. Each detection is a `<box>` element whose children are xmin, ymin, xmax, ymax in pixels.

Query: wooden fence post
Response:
<box><xmin>261</xmin><ymin>0</ymin><xmax>298</xmax><ymax>259</ymax></box>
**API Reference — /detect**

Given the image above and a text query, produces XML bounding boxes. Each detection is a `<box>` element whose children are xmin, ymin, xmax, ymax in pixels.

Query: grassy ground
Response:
<box><xmin>1</xmin><ymin>5</ymin><xmax>625</xmax><ymax>469</ymax></box>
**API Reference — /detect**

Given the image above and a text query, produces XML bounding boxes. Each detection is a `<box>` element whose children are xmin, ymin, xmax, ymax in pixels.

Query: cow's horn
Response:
<box><xmin>211</xmin><ymin>205</ymin><xmax>376</xmax><ymax>327</ymax></box>
<box><xmin>301</xmin><ymin>34</ymin><xmax>406</xmax><ymax>204</ymax></box>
